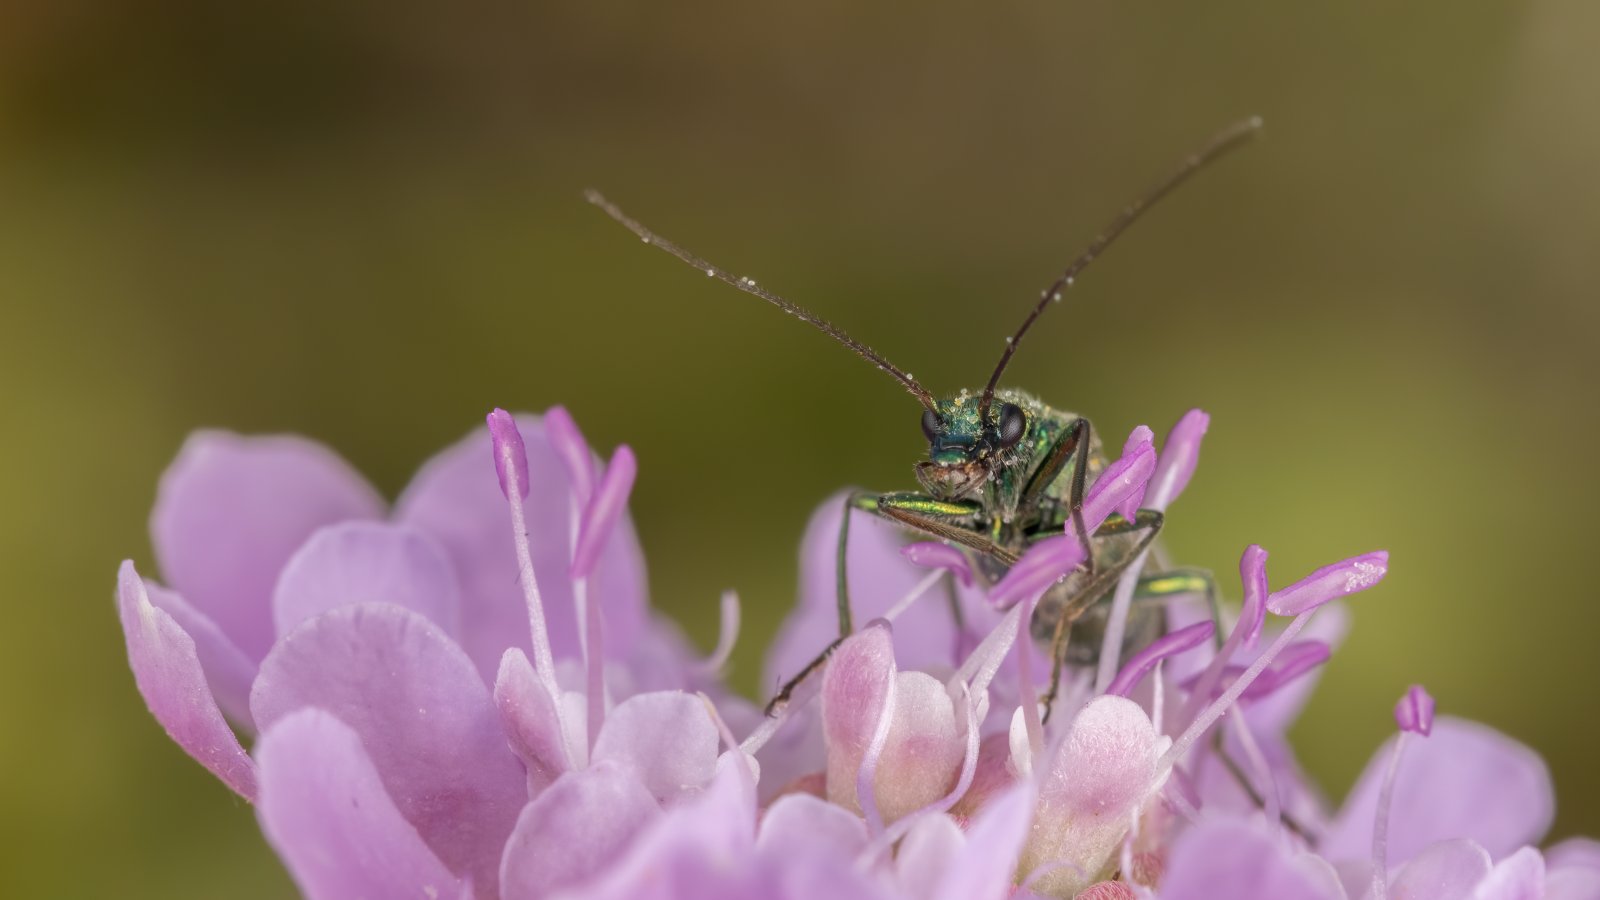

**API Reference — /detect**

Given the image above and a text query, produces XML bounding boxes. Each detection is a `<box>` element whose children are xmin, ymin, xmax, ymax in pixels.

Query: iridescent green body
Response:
<box><xmin>865</xmin><ymin>387</ymin><xmax>1160</xmax><ymax>665</ymax></box>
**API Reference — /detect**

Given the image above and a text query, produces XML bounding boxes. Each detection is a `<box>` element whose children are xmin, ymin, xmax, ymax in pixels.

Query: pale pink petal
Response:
<box><xmin>144</xmin><ymin>582</ymin><xmax>257</xmax><ymax>730</ymax></box>
<box><xmin>821</xmin><ymin>624</ymin><xmax>895</xmax><ymax>814</ymax></box>
<box><xmin>937</xmin><ymin>781</ymin><xmax>1037</xmax><ymax>900</ymax></box>
<box><xmin>1470</xmin><ymin>846</ymin><xmax>1545</xmax><ymax>900</ymax></box>
<box><xmin>494</xmin><ymin>649</ymin><xmax>573</xmax><ymax>796</ymax></box>
<box><xmin>756</xmin><ymin>793</ymin><xmax>869</xmax><ymax>859</ymax></box>
<box><xmin>395</xmin><ymin>414</ymin><xmax>649</xmax><ymax>683</ymax></box>
<box><xmin>591</xmin><ymin>691</ymin><xmax>719</xmax><ymax>804</ymax></box>
<box><xmin>1389</xmin><ymin>839</ymin><xmax>1492</xmax><ymax>900</ymax></box>
<box><xmin>498</xmin><ymin>762</ymin><xmax>661</xmax><ymax>900</ymax></box>
<box><xmin>272</xmin><ymin>521</ymin><xmax>461</xmax><ymax>639</ymax></box>
<box><xmin>1546</xmin><ymin>842</ymin><xmax>1600</xmax><ymax>900</ymax></box>
<box><xmin>256</xmin><ymin>709</ymin><xmax>461</xmax><ymax>900</ymax></box>
<box><xmin>251</xmin><ymin>604</ymin><xmax>525</xmax><ymax>892</ymax></box>
<box><xmin>896</xmin><ymin>813</ymin><xmax>965</xmax><ymax>898</ymax></box>
<box><xmin>151</xmin><ymin>431</ymin><xmax>385</xmax><ymax>661</ymax></box>
<box><xmin>117</xmin><ymin>562</ymin><xmax>257</xmax><ymax>800</ymax></box>
<box><xmin>561</xmin><ymin>761</ymin><xmax>756</xmax><ymax>899</ymax></box>
<box><xmin>1547</xmin><ymin>838</ymin><xmax>1600</xmax><ymax>874</ymax></box>
<box><xmin>1160</xmin><ymin>817</ymin><xmax>1345</xmax><ymax>900</ymax></box>
<box><xmin>950</xmin><ymin>732</ymin><xmax>1018</xmax><ymax>818</ymax></box>
<box><xmin>1023</xmin><ymin>696</ymin><xmax>1167</xmax><ymax>897</ymax></box>
<box><xmin>1321</xmin><ymin>718</ymin><xmax>1554</xmax><ymax>866</ymax></box>
<box><xmin>1546</xmin><ymin>869</ymin><xmax>1600</xmax><ymax>900</ymax></box>
<box><xmin>871</xmin><ymin>671</ymin><xmax>964</xmax><ymax>824</ymax></box>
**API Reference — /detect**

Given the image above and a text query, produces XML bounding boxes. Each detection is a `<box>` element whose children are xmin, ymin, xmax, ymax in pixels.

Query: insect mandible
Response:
<box><xmin>586</xmin><ymin>117</ymin><xmax>1260</xmax><ymax>717</ymax></box>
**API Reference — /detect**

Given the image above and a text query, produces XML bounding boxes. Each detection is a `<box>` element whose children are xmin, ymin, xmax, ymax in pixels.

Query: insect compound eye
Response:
<box><xmin>996</xmin><ymin>403</ymin><xmax>1026</xmax><ymax>449</ymax></box>
<box><xmin>921</xmin><ymin>408</ymin><xmax>942</xmax><ymax>443</ymax></box>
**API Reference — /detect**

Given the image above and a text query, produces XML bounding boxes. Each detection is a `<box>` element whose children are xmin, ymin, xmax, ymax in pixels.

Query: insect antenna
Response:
<box><xmin>585</xmin><ymin>189</ymin><xmax>940</xmax><ymax>413</ymax></box>
<box><xmin>976</xmin><ymin>116</ymin><xmax>1264</xmax><ymax>421</ymax></box>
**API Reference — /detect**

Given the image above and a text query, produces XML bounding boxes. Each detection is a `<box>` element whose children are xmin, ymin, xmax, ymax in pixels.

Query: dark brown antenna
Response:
<box><xmin>976</xmin><ymin>117</ymin><xmax>1264</xmax><ymax>421</ymax></box>
<box><xmin>585</xmin><ymin>189</ymin><xmax>939</xmax><ymax>413</ymax></box>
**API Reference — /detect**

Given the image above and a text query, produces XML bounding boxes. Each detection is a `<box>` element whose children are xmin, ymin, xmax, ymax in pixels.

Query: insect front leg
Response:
<box><xmin>764</xmin><ymin>491</ymin><xmax>987</xmax><ymax>716</ymax></box>
<box><xmin>1019</xmin><ymin>417</ymin><xmax>1097</xmax><ymax>575</ymax></box>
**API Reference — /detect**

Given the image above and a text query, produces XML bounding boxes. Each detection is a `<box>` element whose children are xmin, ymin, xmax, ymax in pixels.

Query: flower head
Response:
<box><xmin>118</xmin><ymin>406</ymin><xmax>1592</xmax><ymax>899</ymax></box>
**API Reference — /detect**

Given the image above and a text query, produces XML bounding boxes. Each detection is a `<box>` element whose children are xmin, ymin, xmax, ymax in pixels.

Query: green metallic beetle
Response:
<box><xmin>586</xmin><ymin>118</ymin><xmax>1258</xmax><ymax>715</ymax></box>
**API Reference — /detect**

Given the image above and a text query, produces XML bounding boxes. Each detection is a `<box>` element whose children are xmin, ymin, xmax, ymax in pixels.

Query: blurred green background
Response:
<box><xmin>3</xmin><ymin>0</ymin><xmax>1598</xmax><ymax>896</ymax></box>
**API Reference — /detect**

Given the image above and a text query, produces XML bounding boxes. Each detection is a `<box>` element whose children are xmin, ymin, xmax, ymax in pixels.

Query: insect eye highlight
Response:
<box><xmin>921</xmin><ymin>409</ymin><xmax>942</xmax><ymax>443</ymax></box>
<box><xmin>997</xmin><ymin>403</ymin><xmax>1026</xmax><ymax>449</ymax></box>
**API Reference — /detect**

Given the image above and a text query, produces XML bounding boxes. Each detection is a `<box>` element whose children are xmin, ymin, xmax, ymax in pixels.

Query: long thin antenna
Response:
<box><xmin>585</xmin><ymin>189</ymin><xmax>939</xmax><ymax>413</ymax></box>
<box><xmin>977</xmin><ymin>117</ymin><xmax>1264</xmax><ymax>421</ymax></box>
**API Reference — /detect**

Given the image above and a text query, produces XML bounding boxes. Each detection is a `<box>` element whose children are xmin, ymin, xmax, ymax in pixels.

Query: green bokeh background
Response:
<box><xmin>3</xmin><ymin>1</ymin><xmax>1598</xmax><ymax>896</ymax></box>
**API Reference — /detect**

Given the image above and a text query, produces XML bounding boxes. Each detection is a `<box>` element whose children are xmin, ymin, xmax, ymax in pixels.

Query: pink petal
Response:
<box><xmin>1266</xmin><ymin>551</ymin><xmax>1388</xmax><ymax>616</ymax></box>
<box><xmin>144</xmin><ymin>581</ymin><xmax>257</xmax><ymax>730</ymax></box>
<box><xmin>1470</xmin><ymin>847</ymin><xmax>1545</xmax><ymax>900</ymax></box>
<box><xmin>1111</xmin><ymin>428</ymin><xmax>1155</xmax><ymax>521</ymax></box>
<box><xmin>756</xmin><ymin>793</ymin><xmax>869</xmax><ymax>860</ymax></box>
<box><xmin>1147</xmin><ymin>409</ymin><xmax>1209</xmax><ymax>512</ymax></box>
<box><xmin>395</xmin><ymin>414</ymin><xmax>649</xmax><ymax>683</ymax></box>
<box><xmin>895</xmin><ymin>813</ymin><xmax>965</xmax><ymax>898</ymax></box>
<box><xmin>821</xmin><ymin>624</ymin><xmax>896</xmax><ymax>814</ymax></box>
<box><xmin>1024</xmin><ymin>696</ymin><xmax>1166</xmax><ymax>897</ymax></box>
<box><xmin>1547</xmin><ymin>838</ymin><xmax>1600</xmax><ymax>874</ymax></box>
<box><xmin>116</xmin><ymin>561</ymin><xmax>257</xmax><ymax>800</ymax></box>
<box><xmin>1321</xmin><ymin>717</ymin><xmax>1554</xmax><ymax>866</ymax></box>
<box><xmin>498</xmin><ymin>762</ymin><xmax>661</xmax><ymax>900</ymax></box>
<box><xmin>151</xmin><ymin>431</ymin><xmax>385</xmax><ymax>661</ymax></box>
<box><xmin>766</xmin><ymin>492</ymin><xmax>999</xmax><ymax>689</ymax></box>
<box><xmin>256</xmin><ymin>709</ymin><xmax>461</xmax><ymax>900</ymax></box>
<box><xmin>936</xmin><ymin>782</ymin><xmax>1037</xmax><ymax>900</ymax></box>
<box><xmin>271</xmin><ymin>521</ymin><xmax>462</xmax><ymax>639</ymax></box>
<box><xmin>591</xmin><ymin>691</ymin><xmax>719</xmax><ymax>804</ymax></box>
<box><xmin>1160</xmin><ymin>817</ymin><xmax>1345</xmax><ymax>900</ymax></box>
<box><xmin>564</xmin><ymin>761</ymin><xmax>759</xmax><ymax>900</ymax></box>
<box><xmin>1545</xmin><ymin>840</ymin><xmax>1600</xmax><ymax>900</ymax></box>
<box><xmin>870</xmin><ymin>671</ymin><xmax>964</xmax><ymax>824</ymax></box>
<box><xmin>494</xmin><ymin>649</ymin><xmax>574</xmax><ymax>796</ymax></box>
<box><xmin>1389</xmin><ymin>839</ymin><xmax>1492</xmax><ymax>900</ymax></box>
<box><xmin>251</xmin><ymin>603</ymin><xmax>525</xmax><ymax>892</ymax></box>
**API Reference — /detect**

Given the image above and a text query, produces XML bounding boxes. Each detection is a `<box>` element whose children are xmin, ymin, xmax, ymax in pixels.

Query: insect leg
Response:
<box><xmin>869</xmin><ymin>493</ymin><xmax>1014</xmax><ymax>565</ymax></box>
<box><xmin>764</xmin><ymin>492</ymin><xmax>986</xmax><ymax>716</ymax></box>
<box><xmin>1039</xmin><ymin>509</ymin><xmax>1165</xmax><ymax>720</ymax></box>
<box><xmin>1032</xmin><ymin>418</ymin><xmax>1098</xmax><ymax>575</ymax></box>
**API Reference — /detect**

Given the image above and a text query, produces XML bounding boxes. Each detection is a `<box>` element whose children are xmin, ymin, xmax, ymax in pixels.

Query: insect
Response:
<box><xmin>586</xmin><ymin>117</ymin><xmax>1259</xmax><ymax>717</ymax></box>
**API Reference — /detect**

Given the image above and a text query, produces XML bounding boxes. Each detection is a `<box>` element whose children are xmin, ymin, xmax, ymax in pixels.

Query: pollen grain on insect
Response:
<box><xmin>705</xmin><ymin>268</ymin><xmax>715</xmax><ymax>276</ymax></box>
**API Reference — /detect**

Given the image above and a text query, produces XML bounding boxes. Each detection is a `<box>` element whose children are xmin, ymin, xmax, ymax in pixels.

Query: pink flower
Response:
<box><xmin>118</xmin><ymin>405</ymin><xmax>1595</xmax><ymax>899</ymax></box>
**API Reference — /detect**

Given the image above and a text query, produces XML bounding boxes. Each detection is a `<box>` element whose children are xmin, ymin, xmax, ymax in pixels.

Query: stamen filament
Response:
<box><xmin>1160</xmin><ymin>612</ymin><xmax>1312</xmax><ymax>772</ymax></box>
<box><xmin>1370</xmin><ymin>731</ymin><xmax>1411</xmax><ymax>900</ymax></box>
